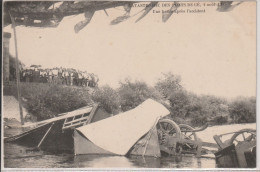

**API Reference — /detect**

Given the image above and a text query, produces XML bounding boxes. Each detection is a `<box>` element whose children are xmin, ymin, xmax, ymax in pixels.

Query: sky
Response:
<box><xmin>3</xmin><ymin>1</ymin><xmax>256</xmax><ymax>99</ymax></box>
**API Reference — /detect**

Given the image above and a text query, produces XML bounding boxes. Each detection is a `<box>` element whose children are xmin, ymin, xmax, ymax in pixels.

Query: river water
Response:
<box><xmin>4</xmin><ymin>123</ymin><xmax>256</xmax><ymax>168</ymax></box>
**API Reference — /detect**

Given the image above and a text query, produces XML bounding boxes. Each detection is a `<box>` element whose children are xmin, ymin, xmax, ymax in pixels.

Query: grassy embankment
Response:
<box><xmin>3</xmin><ymin>74</ymin><xmax>256</xmax><ymax>127</ymax></box>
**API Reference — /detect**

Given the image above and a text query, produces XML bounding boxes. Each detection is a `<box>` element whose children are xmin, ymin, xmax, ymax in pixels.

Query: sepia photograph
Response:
<box><xmin>1</xmin><ymin>0</ymin><xmax>257</xmax><ymax>170</ymax></box>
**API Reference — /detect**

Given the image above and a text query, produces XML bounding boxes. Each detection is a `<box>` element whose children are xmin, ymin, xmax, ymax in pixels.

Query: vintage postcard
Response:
<box><xmin>1</xmin><ymin>0</ymin><xmax>257</xmax><ymax>170</ymax></box>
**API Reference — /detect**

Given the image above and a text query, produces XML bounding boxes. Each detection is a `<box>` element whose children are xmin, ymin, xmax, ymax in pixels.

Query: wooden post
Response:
<box><xmin>9</xmin><ymin>12</ymin><xmax>24</xmax><ymax>125</ymax></box>
<box><xmin>196</xmin><ymin>142</ymin><xmax>202</xmax><ymax>158</ymax></box>
<box><xmin>3</xmin><ymin>32</ymin><xmax>11</xmax><ymax>82</ymax></box>
<box><xmin>85</xmin><ymin>103</ymin><xmax>99</xmax><ymax>125</ymax></box>
<box><xmin>37</xmin><ymin>123</ymin><xmax>54</xmax><ymax>148</ymax></box>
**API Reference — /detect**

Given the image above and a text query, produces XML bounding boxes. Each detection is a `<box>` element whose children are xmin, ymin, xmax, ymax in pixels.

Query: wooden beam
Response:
<box><xmin>9</xmin><ymin>12</ymin><xmax>24</xmax><ymax>125</ymax></box>
<box><xmin>37</xmin><ymin>123</ymin><xmax>54</xmax><ymax>148</ymax></box>
<box><xmin>85</xmin><ymin>103</ymin><xmax>100</xmax><ymax>125</ymax></box>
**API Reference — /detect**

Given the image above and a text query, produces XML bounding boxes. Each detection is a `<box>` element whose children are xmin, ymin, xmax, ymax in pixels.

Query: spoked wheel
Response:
<box><xmin>179</xmin><ymin>124</ymin><xmax>198</xmax><ymax>141</ymax></box>
<box><xmin>157</xmin><ymin>119</ymin><xmax>181</xmax><ymax>145</ymax></box>
<box><xmin>179</xmin><ymin>124</ymin><xmax>200</xmax><ymax>155</ymax></box>
<box><xmin>228</xmin><ymin>129</ymin><xmax>256</xmax><ymax>146</ymax></box>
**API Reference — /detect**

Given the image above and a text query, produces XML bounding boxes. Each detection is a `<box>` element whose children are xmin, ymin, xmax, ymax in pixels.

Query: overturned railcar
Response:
<box><xmin>5</xmin><ymin>99</ymin><xmax>212</xmax><ymax>157</ymax></box>
<box><xmin>74</xmin><ymin>99</ymin><xmax>168</xmax><ymax>157</ymax></box>
<box><xmin>73</xmin><ymin>99</ymin><xmax>208</xmax><ymax>157</ymax></box>
<box><xmin>4</xmin><ymin>104</ymin><xmax>112</xmax><ymax>153</ymax></box>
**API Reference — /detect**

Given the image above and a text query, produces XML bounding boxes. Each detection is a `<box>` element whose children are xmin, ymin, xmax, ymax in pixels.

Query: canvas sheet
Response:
<box><xmin>76</xmin><ymin>99</ymin><xmax>170</xmax><ymax>155</ymax></box>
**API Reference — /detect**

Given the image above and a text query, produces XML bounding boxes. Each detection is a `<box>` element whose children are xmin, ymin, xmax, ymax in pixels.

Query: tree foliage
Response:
<box><xmin>118</xmin><ymin>79</ymin><xmax>162</xmax><ymax>112</ymax></box>
<box><xmin>3</xmin><ymin>72</ymin><xmax>256</xmax><ymax>125</ymax></box>
<box><xmin>190</xmin><ymin>113</ymin><xmax>208</xmax><ymax>127</ymax></box>
<box><xmin>91</xmin><ymin>85</ymin><xmax>120</xmax><ymax>114</ymax></box>
<box><xmin>155</xmin><ymin>72</ymin><xmax>182</xmax><ymax>98</ymax></box>
<box><xmin>212</xmin><ymin>115</ymin><xmax>228</xmax><ymax>125</ymax></box>
<box><xmin>4</xmin><ymin>83</ymin><xmax>93</xmax><ymax>121</ymax></box>
<box><xmin>229</xmin><ymin>97</ymin><xmax>256</xmax><ymax>123</ymax></box>
<box><xmin>167</xmin><ymin>90</ymin><xmax>190</xmax><ymax>117</ymax></box>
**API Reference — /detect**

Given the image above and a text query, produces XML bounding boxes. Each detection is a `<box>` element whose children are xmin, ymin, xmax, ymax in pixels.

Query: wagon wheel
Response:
<box><xmin>157</xmin><ymin>119</ymin><xmax>181</xmax><ymax>145</ymax></box>
<box><xmin>179</xmin><ymin>124</ymin><xmax>198</xmax><ymax>141</ymax></box>
<box><xmin>228</xmin><ymin>129</ymin><xmax>256</xmax><ymax>146</ymax></box>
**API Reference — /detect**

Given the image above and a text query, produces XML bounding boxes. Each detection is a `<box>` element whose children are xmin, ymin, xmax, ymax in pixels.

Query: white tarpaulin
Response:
<box><xmin>76</xmin><ymin>99</ymin><xmax>170</xmax><ymax>155</ymax></box>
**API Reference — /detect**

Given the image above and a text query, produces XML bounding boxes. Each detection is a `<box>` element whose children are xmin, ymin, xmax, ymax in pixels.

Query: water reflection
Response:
<box><xmin>160</xmin><ymin>155</ymin><xmax>197</xmax><ymax>168</ymax></box>
<box><xmin>4</xmin><ymin>123</ymin><xmax>255</xmax><ymax>168</ymax></box>
<box><xmin>73</xmin><ymin>155</ymin><xmax>135</xmax><ymax>168</ymax></box>
<box><xmin>127</xmin><ymin>155</ymin><xmax>161</xmax><ymax>168</ymax></box>
<box><xmin>5</xmin><ymin>142</ymin><xmax>214</xmax><ymax>168</ymax></box>
<box><xmin>73</xmin><ymin>154</ymin><xmax>206</xmax><ymax>168</ymax></box>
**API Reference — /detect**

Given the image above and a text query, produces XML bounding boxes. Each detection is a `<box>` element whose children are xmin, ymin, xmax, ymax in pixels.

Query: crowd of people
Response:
<box><xmin>18</xmin><ymin>66</ymin><xmax>99</xmax><ymax>87</ymax></box>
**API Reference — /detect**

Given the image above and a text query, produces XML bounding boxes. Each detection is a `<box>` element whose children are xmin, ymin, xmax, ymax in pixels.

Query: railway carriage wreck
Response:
<box><xmin>73</xmin><ymin>99</ymin><xmax>206</xmax><ymax>157</ymax></box>
<box><xmin>4</xmin><ymin>103</ymin><xmax>112</xmax><ymax>153</ymax></box>
<box><xmin>5</xmin><ymin>99</ymin><xmax>207</xmax><ymax>156</ymax></box>
<box><xmin>74</xmin><ymin>99</ymin><xmax>168</xmax><ymax>157</ymax></box>
<box><xmin>4</xmin><ymin>98</ymin><xmax>256</xmax><ymax>167</ymax></box>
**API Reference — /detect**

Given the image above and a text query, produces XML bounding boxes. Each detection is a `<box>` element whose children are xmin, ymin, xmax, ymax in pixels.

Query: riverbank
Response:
<box><xmin>3</xmin><ymin>80</ymin><xmax>256</xmax><ymax>127</ymax></box>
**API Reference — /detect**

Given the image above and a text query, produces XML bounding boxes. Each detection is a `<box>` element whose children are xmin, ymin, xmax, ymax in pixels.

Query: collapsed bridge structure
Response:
<box><xmin>4</xmin><ymin>99</ymin><xmax>256</xmax><ymax>168</ymax></box>
<box><xmin>5</xmin><ymin>99</ymin><xmax>215</xmax><ymax>157</ymax></box>
<box><xmin>73</xmin><ymin>99</ymin><xmax>212</xmax><ymax>157</ymax></box>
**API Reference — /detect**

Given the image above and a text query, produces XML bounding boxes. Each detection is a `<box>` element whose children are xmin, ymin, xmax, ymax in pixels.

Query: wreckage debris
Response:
<box><xmin>5</xmin><ymin>98</ymin><xmax>255</xmax><ymax>167</ymax></box>
<box><xmin>213</xmin><ymin>129</ymin><xmax>256</xmax><ymax>168</ymax></box>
